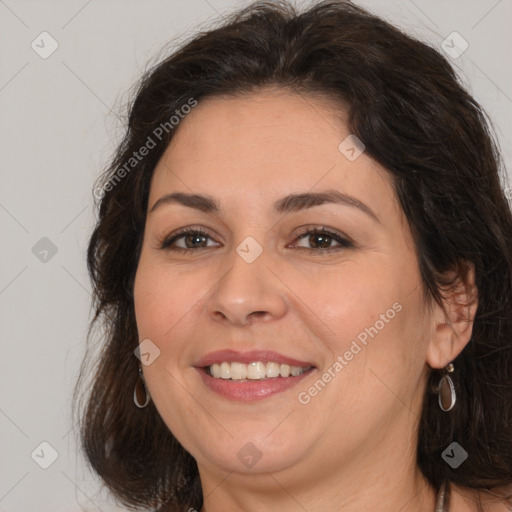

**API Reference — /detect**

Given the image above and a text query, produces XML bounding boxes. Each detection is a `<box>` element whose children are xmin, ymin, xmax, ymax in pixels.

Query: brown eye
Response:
<box><xmin>306</xmin><ymin>232</ymin><xmax>334</xmax><ymax>249</ymax></box>
<box><xmin>293</xmin><ymin>227</ymin><xmax>353</xmax><ymax>252</ymax></box>
<box><xmin>160</xmin><ymin>228</ymin><xmax>220</xmax><ymax>251</ymax></box>
<box><xmin>181</xmin><ymin>232</ymin><xmax>208</xmax><ymax>249</ymax></box>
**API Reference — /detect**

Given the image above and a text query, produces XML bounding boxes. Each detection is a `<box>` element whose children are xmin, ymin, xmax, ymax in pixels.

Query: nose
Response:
<box><xmin>207</xmin><ymin>243</ymin><xmax>288</xmax><ymax>327</ymax></box>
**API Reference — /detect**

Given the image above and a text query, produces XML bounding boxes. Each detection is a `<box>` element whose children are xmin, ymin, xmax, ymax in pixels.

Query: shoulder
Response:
<box><xmin>450</xmin><ymin>484</ymin><xmax>512</xmax><ymax>512</ymax></box>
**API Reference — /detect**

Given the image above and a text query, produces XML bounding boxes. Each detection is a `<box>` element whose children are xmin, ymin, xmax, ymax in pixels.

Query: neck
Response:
<box><xmin>198</xmin><ymin>431</ymin><xmax>437</xmax><ymax>512</ymax></box>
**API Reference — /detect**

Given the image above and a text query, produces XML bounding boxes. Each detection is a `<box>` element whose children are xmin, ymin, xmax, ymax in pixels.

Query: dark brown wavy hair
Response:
<box><xmin>75</xmin><ymin>1</ymin><xmax>512</xmax><ymax>510</ymax></box>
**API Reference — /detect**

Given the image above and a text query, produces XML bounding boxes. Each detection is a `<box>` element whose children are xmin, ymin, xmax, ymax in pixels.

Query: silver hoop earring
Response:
<box><xmin>438</xmin><ymin>363</ymin><xmax>456</xmax><ymax>412</ymax></box>
<box><xmin>134</xmin><ymin>366</ymin><xmax>151</xmax><ymax>408</ymax></box>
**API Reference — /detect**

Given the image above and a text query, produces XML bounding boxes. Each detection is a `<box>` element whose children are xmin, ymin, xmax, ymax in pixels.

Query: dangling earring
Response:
<box><xmin>133</xmin><ymin>366</ymin><xmax>151</xmax><ymax>408</ymax></box>
<box><xmin>438</xmin><ymin>363</ymin><xmax>456</xmax><ymax>412</ymax></box>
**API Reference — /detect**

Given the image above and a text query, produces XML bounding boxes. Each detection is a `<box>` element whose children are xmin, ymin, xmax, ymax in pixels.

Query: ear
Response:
<box><xmin>426</xmin><ymin>261</ymin><xmax>478</xmax><ymax>369</ymax></box>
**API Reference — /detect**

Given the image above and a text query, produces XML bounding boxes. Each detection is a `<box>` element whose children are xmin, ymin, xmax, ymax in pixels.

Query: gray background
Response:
<box><xmin>1</xmin><ymin>0</ymin><xmax>511</xmax><ymax>510</ymax></box>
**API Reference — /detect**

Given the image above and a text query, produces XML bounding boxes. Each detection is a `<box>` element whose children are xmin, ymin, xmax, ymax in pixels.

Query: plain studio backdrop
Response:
<box><xmin>0</xmin><ymin>0</ymin><xmax>511</xmax><ymax>510</ymax></box>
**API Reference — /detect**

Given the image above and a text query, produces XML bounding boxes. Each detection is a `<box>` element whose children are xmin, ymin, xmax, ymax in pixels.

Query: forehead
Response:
<box><xmin>157</xmin><ymin>88</ymin><xmax>346</xmax><ymax>171</ymax></box>
<box><xmin>149</xmin><ymin>88</ymin><xmax>395</xmax><ymax>216</ymax></box>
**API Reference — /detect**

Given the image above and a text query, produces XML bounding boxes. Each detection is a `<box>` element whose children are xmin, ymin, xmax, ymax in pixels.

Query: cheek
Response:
<box><xmin>283</xmin><ymin>262</ymin><xmax>427</xmax><ymax>453</ymax></box>
<box><xmin>133</xmin><ymin>259</ymin><xmax>198</xmax><ymax>343</ymax></box>
<box><xmin>133</xmin><ymin>260</ymin><xmax>207</xmax><ymax>439</ymax></box>
<box><xmin>289</xmin><ymin>260</ymin><xmax>403</xmax><ymax>345</ymax></box>
<box><xmin>291</xmin><ymin>258</ymin><xmax>428</xmax><ymax>391</ymax></box>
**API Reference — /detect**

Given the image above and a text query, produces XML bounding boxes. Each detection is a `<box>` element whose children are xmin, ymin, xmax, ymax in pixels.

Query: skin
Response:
<box><xmin>133</xmin><ymin>88</ymin><xmax>481</xmax><ymax>512</ymax></box>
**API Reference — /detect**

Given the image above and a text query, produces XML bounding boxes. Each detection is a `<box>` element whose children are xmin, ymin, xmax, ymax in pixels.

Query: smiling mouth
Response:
<box><xmin>205</xmin><ymin>361</ymin><xmax>315</xmax><ymax>380</ymax></box>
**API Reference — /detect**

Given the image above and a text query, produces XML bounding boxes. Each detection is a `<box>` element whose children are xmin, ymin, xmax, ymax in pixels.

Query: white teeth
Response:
<box><xmin>208</xmin><ymin>361</ymin><xmax>309</xmax><ymax>380</ymax></box>
<box><xmin>220</xmin><ymin>362</ymin><xmax>231</xmax><ymax>379</ymax></box>
<box><xmin>280</xmin><ymin>364</ymin><xmax>291</xmax><ymax>377</ymax></box>
<box><xmin>211</xmin><ymin>363</ymin><xmax>221</xmax><ymax>378</ymax></box>
<box><xmin>230</xmin><ymin>362</ymin><xmax>247</xmax><ymax>380</ymax></box>
<box><xmin>247</xmin><ymin>361</ymin><xmax>266</xmax><ymax>379</ymax></box>
<box><xmin>266</xmin><ymin>362</ymin><xmax>281</xmax><ymax>378</ymax></box>
<box><xmin>290</xmin><ymin>366</ymin><xmax>303</xmax><ymax>376</ymax></box>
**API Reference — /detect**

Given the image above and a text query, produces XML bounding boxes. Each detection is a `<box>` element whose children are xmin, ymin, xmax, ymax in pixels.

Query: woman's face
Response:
<box><xmin>133</xmin><ymin>89</ymin><xmax>434</xmax><ymax>487</ymax></box>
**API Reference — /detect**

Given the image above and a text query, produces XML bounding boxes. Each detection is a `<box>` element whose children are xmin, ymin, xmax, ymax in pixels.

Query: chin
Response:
<box><xmin>187</xmin><ymin>427</ymin><xmax>310</xmax><ymax>476</ymax></box>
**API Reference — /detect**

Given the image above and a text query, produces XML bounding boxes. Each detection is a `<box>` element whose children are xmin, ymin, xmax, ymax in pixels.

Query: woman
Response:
<box><xmin>75</xmin><ymin>1</ymin><xmax>512</xmax><ymax>511</ymax></box>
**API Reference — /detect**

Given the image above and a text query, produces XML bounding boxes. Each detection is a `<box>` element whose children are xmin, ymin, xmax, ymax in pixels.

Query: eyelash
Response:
<box><xmin>159</xmin><ymin>226</ymin><xmax>354</xmax><ymax>254</ymax></box>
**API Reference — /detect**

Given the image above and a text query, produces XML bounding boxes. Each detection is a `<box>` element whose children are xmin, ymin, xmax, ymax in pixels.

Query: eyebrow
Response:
<box><xmin>149</xmin><ymin>190</ymin><xmax>380</xmax><ymax>223</ymax></box>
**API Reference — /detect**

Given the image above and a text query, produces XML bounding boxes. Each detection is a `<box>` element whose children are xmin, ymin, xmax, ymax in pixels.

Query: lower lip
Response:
<box><xmin>196</xmin><ymin>368</ymin><xmax>315</xmax><ymax>401</ymax></box>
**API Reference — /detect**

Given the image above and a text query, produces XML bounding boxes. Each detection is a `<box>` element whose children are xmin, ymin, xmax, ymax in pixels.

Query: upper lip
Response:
<box><xmin>195</xmin><ymin>349</ymin><xmax>315</xmax><ymax>368</ymax></box>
